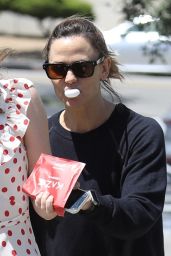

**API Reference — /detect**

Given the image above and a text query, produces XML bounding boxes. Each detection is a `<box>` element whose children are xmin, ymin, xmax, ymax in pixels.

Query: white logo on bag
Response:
<box><xmin>38</xmin><ymin>176</ymin><xmax>64</xmax><ymax>190</ymax></box>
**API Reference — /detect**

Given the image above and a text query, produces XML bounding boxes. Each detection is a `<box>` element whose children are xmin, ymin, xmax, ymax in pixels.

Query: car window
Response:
<box><xmin>143</xmin><ymin>22</ymin><xmax>157</xmax><ymax>32</ymax></box>
<box><xmin>126</xmin><ymin>22</ymin><xmax>157</xmax><ymax>34</ymax></box>
<box><xmin>126</xmin><ymin>24</ymin><xmax>140</xmax><ymax>32</ymax></box>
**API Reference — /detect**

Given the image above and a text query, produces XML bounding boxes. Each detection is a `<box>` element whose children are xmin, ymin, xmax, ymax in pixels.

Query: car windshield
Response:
<box><xmin>127</xmin><ymin>22</ymin><xmax>157</xmax><ymax>33</ymax></box>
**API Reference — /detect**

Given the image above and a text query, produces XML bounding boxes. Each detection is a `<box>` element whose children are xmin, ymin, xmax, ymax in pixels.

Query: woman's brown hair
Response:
<box><xmin>0</xmin><ymin>48</ymin><xmax>13</xmax><ymax>63</ymax></box>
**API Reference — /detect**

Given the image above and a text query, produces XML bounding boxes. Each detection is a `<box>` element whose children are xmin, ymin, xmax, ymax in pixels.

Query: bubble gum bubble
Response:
<box><xmin>64</xmin><ymin>89</ymin><xmax>80</xmax><ymax>98</ymax></box>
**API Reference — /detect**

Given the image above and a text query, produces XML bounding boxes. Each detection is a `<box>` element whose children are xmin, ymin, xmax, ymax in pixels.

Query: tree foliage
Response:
<box><xmin>122</xmin><ymin>0</ymin><xmax>151</xmax><ymax>20</ymax></box>
<box><xmin>0</xmin><ymin>0</ymin><xmax>94</xmax><ymax>19</ymax></box>
<box><xmin>122</xmin><ymin>0</ymin><xmax>171</xmax><ymax>35</ymax></box>
<box><xmin>155</xmin><ymin>0</ymin><xmax>171</xmax><ymax>35</ymax></box>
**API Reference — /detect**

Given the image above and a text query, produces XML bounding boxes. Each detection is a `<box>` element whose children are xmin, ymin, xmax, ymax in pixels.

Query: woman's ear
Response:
<box><xmin>100</xmin><ymin>57</ymin><xmax>111</xmax><ymax>80</ymax></box>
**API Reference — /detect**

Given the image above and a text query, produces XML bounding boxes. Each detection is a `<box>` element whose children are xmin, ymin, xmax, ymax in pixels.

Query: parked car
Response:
<box><xmin>102</xmin><ymin>15</ymin><xmax>171</xmax><ymax>74</ymax></box>
<box><xmin>154</xmin><ymin>112</ymin><xmax>171</xmax><ymax>183</ymax></box>
<box><xmin>163</xmin><ymin>113</ymin><xmax>171</xmax><ymax>182</ymax></box>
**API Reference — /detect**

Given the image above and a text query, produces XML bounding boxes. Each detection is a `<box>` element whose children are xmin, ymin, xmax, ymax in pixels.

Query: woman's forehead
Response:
<box><xmin>49</xmin><ymin>36</ymin><xmax>98</xmax><ymax>61</ymax></box>
<box><xmin>51</xmin><ymin>36</ymin><xmax>92</xmax><ymax>51</ymax></box>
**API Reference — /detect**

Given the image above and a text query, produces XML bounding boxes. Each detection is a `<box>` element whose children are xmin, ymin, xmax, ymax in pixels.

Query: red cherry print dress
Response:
<box><xmin>0</xmin><ymin>78</ymin><xmax>41</xmax><ymax>255</ymax></box>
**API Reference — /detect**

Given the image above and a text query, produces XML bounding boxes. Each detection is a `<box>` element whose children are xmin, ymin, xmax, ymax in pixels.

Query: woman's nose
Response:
<box><xmin>64</xmin><ymin>70</ymin><xmax>77</xmax><ymax>84</ymax></box>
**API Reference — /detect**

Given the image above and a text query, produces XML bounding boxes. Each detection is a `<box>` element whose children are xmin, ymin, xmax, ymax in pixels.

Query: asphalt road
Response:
<box><xmin>5</xmin><ymin>68</ymin><xmax>171</xmax><ymax>118</ymax></box>
<box><xmin>112</xmin><ymin>73</ymin><xmax>171</xmax><ymax>118</ymax></box>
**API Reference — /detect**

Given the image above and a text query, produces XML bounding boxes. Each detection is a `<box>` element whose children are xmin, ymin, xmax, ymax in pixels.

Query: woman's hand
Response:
<box><xmin>33</xmin><ymin>191</ymin><xmax>57</xmax><ymax>220</ymax></box>
<box><xmin>32</xmin><ymin>181</ymin><xmax>80</xmax><ymax>219</ymax></box>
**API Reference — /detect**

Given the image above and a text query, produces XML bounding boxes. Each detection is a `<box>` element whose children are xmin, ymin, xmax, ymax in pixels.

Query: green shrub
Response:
<box><xmin>0</xmin><ymin>0</ymin><xmax>94</xmax><ymax>20</ymax></box>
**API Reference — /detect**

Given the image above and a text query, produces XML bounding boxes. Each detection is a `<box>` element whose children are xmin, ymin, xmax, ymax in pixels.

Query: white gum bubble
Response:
<box><xmin>64</xmin><ymin>89</ymin><xmax>80</xmax><ymax>98</ymax></box>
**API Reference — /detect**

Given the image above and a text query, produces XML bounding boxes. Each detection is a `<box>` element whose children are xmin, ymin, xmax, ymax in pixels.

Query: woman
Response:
<box><xmin>0</xmin><ymin>48</ymin><xmax>53</xmax><ymax>255</ymax></box>
<box><xmin>32</xmin><ymin>16</ymin><xmax>167</xmax><ymax>256</ymax></box>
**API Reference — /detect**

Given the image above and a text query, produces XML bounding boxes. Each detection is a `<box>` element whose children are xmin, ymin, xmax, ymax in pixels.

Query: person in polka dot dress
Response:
<box><xmin>0</xmin><ymin>49</ymin><xmax>52</xmax><ymax>255</ymax></box>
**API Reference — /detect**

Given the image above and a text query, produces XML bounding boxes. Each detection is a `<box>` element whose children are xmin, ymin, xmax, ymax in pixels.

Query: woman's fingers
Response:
<box><xmin>45</xmin><ymin>194</ymin><xmax>54</xmax><ymax>214</ymax></box>
<box><xmin>35</xmin><ymin>191</ymin><xmax>53</xmax><ymax>211</ymax></box>
<box><xmin>34</xmin><ymin>191</ymin><xmax>57</xmax><ymax>220</ymax></box>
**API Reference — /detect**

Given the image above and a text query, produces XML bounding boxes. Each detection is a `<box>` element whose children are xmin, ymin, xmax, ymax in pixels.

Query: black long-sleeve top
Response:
<box><xmin>31</xmin><ymin>103</ymin><xmax>167</xmax><ymax>256</ymax></box>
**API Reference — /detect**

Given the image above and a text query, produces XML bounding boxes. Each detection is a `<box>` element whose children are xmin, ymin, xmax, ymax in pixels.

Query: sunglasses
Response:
<box><xmin>43</xmin><ymin>56</ymin><xmax>104</xmax><ymax>79</ymax></box>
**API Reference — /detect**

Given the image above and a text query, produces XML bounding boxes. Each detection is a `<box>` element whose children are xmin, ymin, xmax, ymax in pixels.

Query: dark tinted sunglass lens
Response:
<box><xmin>46</xmin><ymin>64</ymin><xmax>66</xmax><ymax>79</ymax></box>
<box><xmin>73</xmin><ymin>62</ymin><xmax>94</xmax><ymax>78</ymax></box>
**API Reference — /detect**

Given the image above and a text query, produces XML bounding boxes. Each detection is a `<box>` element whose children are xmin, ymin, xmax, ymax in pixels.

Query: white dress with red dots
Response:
<box><xmin>0</xmin><ymin>78</ymin><xmax>41</xmax><ymax>256</ymax></box>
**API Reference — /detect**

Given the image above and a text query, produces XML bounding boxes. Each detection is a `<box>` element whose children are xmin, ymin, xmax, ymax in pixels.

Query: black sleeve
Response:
<box><xmin>85</xmin><ymin>117</ymin><xmax>167</xmax><ymax>240</ymax></box>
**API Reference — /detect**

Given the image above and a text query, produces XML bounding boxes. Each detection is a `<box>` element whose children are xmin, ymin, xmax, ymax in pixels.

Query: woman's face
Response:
<box><xmin>47</xmin><ymin>36</ymin><xmax>109</xmax><ymax>109</ymax></box>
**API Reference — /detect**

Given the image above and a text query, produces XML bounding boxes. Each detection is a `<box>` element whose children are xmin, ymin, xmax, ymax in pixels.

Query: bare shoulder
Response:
<box><xmin>29</xmin><ymin>86</ymin><xmax>43</xmax><ymax>104</ymax></box>
<box><xmin>27</xmin><ymin>86</ymin><xmax>46</xmax><ymax>117</ymax></box>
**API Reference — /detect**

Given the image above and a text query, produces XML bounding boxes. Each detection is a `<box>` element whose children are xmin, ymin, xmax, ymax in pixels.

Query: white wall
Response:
<box><xmin>85</xmin><ymin>0</ymin><xmax>124</xmax><ymax>30</ymax></box>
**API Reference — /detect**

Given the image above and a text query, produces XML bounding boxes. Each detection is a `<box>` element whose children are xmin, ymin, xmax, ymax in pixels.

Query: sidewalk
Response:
<box><xmin>0</xmin><ymin>35</ymin><xmax>45</xmax><ymax>69</ymax></box>
<box><xmin>0</xmin><ymin>35</ymin><xmax>46</xmax><ymax>52</ymax></box>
